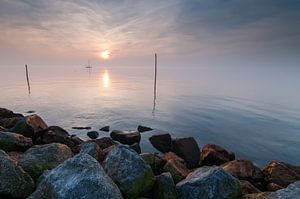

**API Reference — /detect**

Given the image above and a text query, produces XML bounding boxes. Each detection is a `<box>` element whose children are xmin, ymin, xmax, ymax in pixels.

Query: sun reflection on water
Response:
<box><xmin>102</xmin><ymin>70</ymin><xmax>110</xmax><ymax>88</ymax></box>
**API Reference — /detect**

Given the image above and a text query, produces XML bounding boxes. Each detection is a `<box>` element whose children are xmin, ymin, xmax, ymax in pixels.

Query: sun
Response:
<box><xmin>101</xmin><ymin>50</ymin><xmax>110</xmax><ymax>59</ymax></box>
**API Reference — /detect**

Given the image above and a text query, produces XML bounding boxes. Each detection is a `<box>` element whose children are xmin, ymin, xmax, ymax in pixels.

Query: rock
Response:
<box><xmin>103</xmin><ymin>144</ymin><xmax>116</xmax><ymax>157</ymax></box>
<box><xmin>0</xmin><ymin>126</ymin><xmax>6</xmax><ymax>131</ymax></box>
<box><xmin>104</xmin><ymin>145</ymin><xmax>155</xmax><ymax>198</ymax></box>
<box><xmin>9</xmin><ymin>114</ymin><xmax>48</xmax><ymax>138</ymax></box>
<box><xmin>268</xmin><ymin>181</ymin><xmax>300</xmax><ymax>199</ymax></box>
<box><xmin>149</xmin><ymin>133</ymin><xmax>172</xmax><ymax>153</ymax></box>
<box><xmin>80</xmin><ymin>142</ymin><xmax>104</xmax><ymax>162</ymax></box>
<box><xmin>141</xmin><ymin>153</ymin><xmax>167</xmax><ymax>175</ymax></box>
<box><xmin>130</xmin><ymin>142</ymin><xmax>141</xmax><ymax>154</ymax></box>
<box><xmin>100</xmin><ymin>125</ymin><xmax>110</xmax><ymax>132</ymax></box>
<box><xmin>87</xmin><ymin>131</ymin><xmax>99</xmax><ymax>139</ymax></box>
<box><xmin>200</xmin><ymin>143</ymin><xmax>235</xmax><ymax>166</ymax></box>
<box><xmin>0</xmin><ymin>150</ymin><xmax>35</xmax><ymax>198</ymax></box>
<box><xmin>263</xmin><ymin>160</ymin><xmax>300</xmax><ymax>188</ymax></box>
<box><xmin>176</xmin><ymin>166</ymin><xmax>242</xmax><ymax>199</ymax></box>
<box><xmin>266</xmin><ymin>182</ymin><xmax>283</xmax><ymax>191</ymax></box>
<box><xmin>94</xmin><ymin>137</ymin><xmax>116</xmax><ymax>149</ymax></box>
<box><xmin>164</xmin><ymin>159</ymin><xmax>190</xmax><ymax>183</ymax></box>
<box><xmin>19</xmin><ymin>143</ymin><xmax>73</xmax><ymax>180</ymax></box>
<box><xmin>27</xmin><ymin>153</ymin><xmax>123</xmax><ymax>199</ymax></box>
<box><xmin>0</xmin><ymin>131</ymin><xmax>33</xmax><ymax>152</ymax></box>
<box><xmin>137</xmin><ymin>125</ymin><xmax>153</xmax><ymax>133</ymax></box>
<box><xmin>242</xmin><ymin>192</ymin><xmax>270</xmax><ymax>199</ymax></box>
<box><xmin>240</xmin><ymin>180</ymin><xmax>261</xmax><ymax>195</ymax></box>
<box><xmin>0</xmin><ymin>116</ymin><xmax>24</xmax><ymax>129</ymax></box>
<box><xmin>7</xmin><ymin>151</ymin><xmax>23</xmax><ymax>163</ymax></box>
<box><xmin>172</xmin><ymin>137</ymin><xmax>200</xmax><ymax>169</ymax></box>
<box><xmin>152</xmin><ymin>172</ymin><xmax>177</xmax><ymax>199</ymax></box>
<box><xmin>0</xmin><ymin>107</ymin><xmax>23</xmax><ymax>118</ymax></box>
<box><xmin>163</xmin><ymin>152</ymin><xmax>186</xmax><ymax>164</ymax></box>
<box><xmin>221</xmin><ymin>159</ymin><xmax>264</xmax><ymax>184</ymax></box>
<box><xmin>110</xmin><ymin>130</ymin><xmax>141</xmax><ymax>145</ymax></box>
<box><xmin>72</xmin><ymin>126</ymin><xmax>91</xmax><ymax>130</ymax></box>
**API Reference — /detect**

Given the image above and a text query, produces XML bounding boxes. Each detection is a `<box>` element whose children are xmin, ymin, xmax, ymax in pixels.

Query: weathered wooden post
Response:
<box><xmin>25</xmin><ymin>64</ymin><xmax>31</xmax><ymax>94</ymax></box>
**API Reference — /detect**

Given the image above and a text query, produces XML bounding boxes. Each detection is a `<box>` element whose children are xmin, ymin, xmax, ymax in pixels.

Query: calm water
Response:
<box><xmin>1</xmin><ymin>65</ymin><xmax>300</xmax><ymax>166</ymax></box>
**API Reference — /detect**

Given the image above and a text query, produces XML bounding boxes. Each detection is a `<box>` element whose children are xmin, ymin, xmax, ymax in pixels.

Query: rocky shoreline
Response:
<box><xmin>0</xmin><ymin>107</ymin><xmax>299</xmax><ymax>199</ymax></box>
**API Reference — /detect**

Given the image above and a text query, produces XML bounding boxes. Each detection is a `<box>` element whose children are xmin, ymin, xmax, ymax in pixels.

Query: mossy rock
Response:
<box><xmin>0</xmin><ymin>131</ymin><xmax>32</xmax><ymax>152</ymax></box>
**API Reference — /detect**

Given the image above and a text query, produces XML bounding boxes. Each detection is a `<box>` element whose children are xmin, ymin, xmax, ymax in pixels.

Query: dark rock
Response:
<box><xmin>0</xmin><ymin>116</ymin><xmax>24</xmax><ymax>129</ymax></box>
<box><xmin>0</xmin><ymin>131</ymin><xmax>33</xmax><ymax>152</ymax></box>
<box><xmin>87</xmin><ymin>131</ymin><xmax>99</xmax><ymax>139</ymax></box>
<box><xmin>164</xmin><ymin>159</ymin><xmax>190</xmax><ymax>183</ymax></box>
<box><xmin>266</xmin><ymin>182</ymin><xmax>283</xmax><ymax>191</ymax></box>
<box><xmin>9</xmin><ymin>114</ymin><xmax>48</xmax><ymax>138</ymax></box>
<box><xmin>80</xmin><ymin>142</ymin><xmax>105</xmax><ymax>162</ymax></box>
<box><xmin>70</xmin><ymin>135</ymin><xmax>84</xmax><ymax>145</ymax></box>
<box><xmin>110</xmin><ymin>130</ymin><xmax>141</xmax><ymax>145</ymax></box>
<box><xmin>163</xmin><ymin>152</ymin><xmax>186</xmax><ymax>165</ymax></box>
<box><xmin>19</xmin><ymin>143</ymin><xmax>73</xmax><ymax>180</ymax></box>
<box><xmin>0</xmin><ymin>107</ymin><xmax>23</xmax><ymax>118</ymax></box>
<box><xmin>104</xmin><ymin>145</ymin><xmax>155</xmax><ymax>198</ymax></box>
<box><xmin>72</xmin><ymin>126</ymin><xmax>91</xmax><ymax>130</ymax></box>
<box><xmin>200</xmin><ymin>143</ymin><xmax>235</xmax><ymax>166</ymax></box>
<box><xmin>221</xmin><ymin>159</ymin><xmax>264</xmax><ymax>185</ymax></box>
<box><xmin>0</xmin><ymin>150</ymin><xmax>35</xmax><ymax>198</ymax></box>
<box><xmin>263</xmin><ymin>160</ymin><xmax>300</xmax><ymax>188</ymax></box>
<box><xmin>152</xmin><ymin>172</ymin><xmax>177</xmax><ymax>199</ymax></box>
<box><xmin>268</xmin><ymin>181</ymin><xmax>300</xmax><ymax>199</ymax></box>
<box><xmin>94</xmin><ymin>137</ymin><xmax>116</xmax><ymax>149</ymax></box>
<box><xmin>172</xmin><ymin>137</ymin><xmax>200</xmax><ymax>169</ymax></box>
<box><xmin>240</xmin><ymin>180</ymin><xmax>261</xmax><ymax>195</ymax></box>
<box><xmin>130</xmin><ymin>142</ymin><xmax>141</xmax><ymax>154</ymax></box>
<box><xmin>149</xmin><ymin>133</ymin><xmax>172</xmax><ymax>153</ymax></box>
<box><xmin>0</xmin><ymin>126</ymin><xmax>6</xmax><ymax>131</ymax></box>
<box><xmin>242</xmin><ymin>192</ymin><xmax>270</xmax><ymax>199</ymax></box>
<box><xmin>7</xmin><ymin>151</ymin><xmax>23</xmax><ymax>163</ymax></box>
<box><xmin>176</xmin><ymin>166</ymin><xmax>242</xmax><ymax>199</ymax></box>
<box><xmin>27</xmin><ymin>153</ymin><xmax>123</xmax><ymax>199</ymax></box>
<box><xmin>137</xmin><ymin>125</ymin><xmax>153</xmax><ymax>133</ymax></box>
<box><xmin>141</xmin><ymin>153</ymin><xmax>167</xmax><ymax>175</ymax></box>
<box><xmin>100</xmin><ymin>125</ymin><xmax>110</xmax><ymax>132</ymax></box>
<box><xmin>103</xmin><ymin>144</ymin><xmax>116</xmax><ymax>157</ymax></box>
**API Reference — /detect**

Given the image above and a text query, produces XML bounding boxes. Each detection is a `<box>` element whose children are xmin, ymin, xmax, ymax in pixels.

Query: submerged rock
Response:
<box><xmin>100</xmin><ymin>125</ymin><xmax>110</xmax><ymax>132</ymax></box>
<box><xmin>137</xmin><ymin>125</ymin><xmax>153</xmax><ymax>133</ymax></box>
<box><xmin>0</xmin><ymin>150</ymin><xmax>35</xmax><ymax>198</ymax></box>
<box><xmin>104</xmin><ymin>145</ymin><xmax>155</xmax><ymax>198</ymax></box>
<box><xmin>201</xmin><ymin>143</ymin><xmax>235</xmax><ymax>166</ymax></box>
<box><xmin>110</xmin><ymin>130</ymin><xmax>141</xmax><ymax>145</ymax></box>
<box><xmin>87</xmin><ymin>131</ymin><xmax>99</xmax><ymax>139</ymax></box>
<box><xmin>72</xmin><ymin>126</ymin><xmax>91</xmax><ymax>130</ymax></box>
<box><xmin>149</xmin><ymin>133</ymin><xmax>172</xmax><ymax>153</ymax></box>
<box><xmin>19</xmin><ymin>143</ymin><xmax>73</xmax><ymax>180</ymax></box>
<box><xmin>268</xmin><ymin>181</ymin><xmax>300</xmax><ymax>199</ymax></box>
<box><xmin>172</xmin><ymin>137</ymin><xmax>200</xmax><ymax>169</ymax></box>
<box><xmin>176</xmin><ymin>166</ymin><xmax>241</xmax><ymax>199</ymax></box>
<box><xmin>152</xmin><ymin>172</ymin><xmax>177</xmax><ymax>199</ymax></box>
<box><xmin>27</xmin><ymin>153</ymin><xmax>123</xmax><ymax>199</ymax></box>
<box><xmin>141</xmin><ymin>153</ymin><xmax>166</xmax><ymax>175</ymax></box>
<box><xmin>0</xmin><ymin>131</ymin><xmax>33</xmax><ymax>152</ymax></box>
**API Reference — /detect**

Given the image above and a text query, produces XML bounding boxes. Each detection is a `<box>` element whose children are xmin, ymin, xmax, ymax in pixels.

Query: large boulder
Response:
<box><xmin>9</xmin><ymin>114</ymin><xmax>48</xmax><ymax>138</ymax></box>
<box><xmin>19</xmin><ymin>143</ymin><xmax>73</xmax><ymax>180</ymax></box>
<box><xmin>149</xmin><ymin>133</ymin><xmax>172</xmax><ymax>153</ymax></box>
<box><xmin>152</xmin><ymin>172</ymin><xmax>177</xmax><ymax>199</ymax></box>
<box><xmin>268</xmin><ymin>181</ymin><xmax>300</xmax><ymax>199</ymax></box>
<box><xmin>110</xmin><ymin>130</ymin><xmax>141</xmax><ymax>145</ymax></box>
<box><xmin>200</xmin><ymin>144</ymin><xmax>235</xmax><ymax>166</ymax></box>
<box><xmin>240</xmin><ymin>180</ymin><xmax>261</xmax><ymax>195</ymax></box>
<box><xmin>0</xmin><ymin>117</ymin><xmax>24</xmax><ymax>129</ymax></box>
<box><xmin>263</xmin><ymin>161</ymin><xmax>300</xmax><ymax>188</ymax></box>
<box><xmin>176</xmin><ymin>166</ymin><xmax>242</xmax><ymax>199</ymax></box>
<box><xmin>104</xmin><ymin>145</ymin><xmax>155</xmax><ymax>198</ymax></box>
<box><xmin>27</xmin><ymin>153</ymin><xmax>123</xmax><ymax>199</ymax></box>
<box><xmin>80</xmin><ymin>142</ymin><xmax>105</xmax><ymax>162</ymax></box>
<box><xmin>0</xmin><ymin>150</ymin><xmax>35</xmax><ymax>198</ymax></box>
<box><xmin>0</xmin><ymin>108</ymin><xmax>23</xmax><ymax>118</ymax></box>
<box><xmin>141</xmin><ymin>153</ymin><xmax>166</xmax><ymax>175</ymax></box>
<box><xmin>221</xmin><ymin>159</ymin><xmax>264</xmax><ymax>184</ymax></box>
<box><xmin>0</xmin><ymin>131</ymin><xmax>33</xmax><ymax>152</ymax></box>
<box><xmin>164</xmin><ymin>158</ymin><xmax>190</xmax><ymax>184</ymax></box>
<box><xmin>172</xmin><ymin>137</ymin><xmax>200</xmax><ymax>169</ymax></box>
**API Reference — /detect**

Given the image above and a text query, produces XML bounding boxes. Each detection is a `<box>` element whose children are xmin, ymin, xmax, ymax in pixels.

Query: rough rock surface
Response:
<box><xmin>19</xmin><ymin>143</ymin><xmax>73</xmax><ymax>180</ymax></box>
<box><xmin>201</xmin><ymin>144</ymin><xmax>235</xmax><ymax>166</ymax></box>
<box><xmin>268</xmin><ymin>181</ymin><xmax>300</xmax><ymax>199</ymax></box>
<box><xmin>263</xmin><ymin>160</ymin><xmax>300</xmax><ymax>188</ymax></box>
<box><xmin>164</xmin><ymin>158</ymin><xmax>190</xmax><ymax>183</ymax></box>
<box><xmin>149</xmin><ymin>133</ymin><xmax>172</xmax><ymax>153</ymax></box>
<box><xmin>0</xmin><ymin>131</ymin><xmax>33</xmax><ymax>151</ymax></box>
<box><xmin>172</xmin><ymin>137</ymin><xmax>200</xmax><ymax>169</ymax></box>
<box><xmin>80</xmin><ymin>142</ymin><xmax>104</xmax><ymax>162</ymax></box>
<box><xmin>176</xmin><ymin>166</ymin><xmax>241</xmax><ymax>199</ymax></box>
<box><xmin>0</xmin><ymin>117</ymin><xmax>24</xmax><ymax>129</ymax></box>
<box><xmin>0</xmin><ymin>150</ymin><xmax>35</xmax><ymax>198</ymax></box>
<box><xmin>104</xmin><ymin>145</ymin><xmax>155</xmax><ymax>198</ymax></box>
<box><xmin>240</xmin><ymin>180</ymin><xmax>261</xmax><ymax>195</ymax></box>
<box><xmin>152</xmin><ymin>172</ymin><xmax>177</xmax><ymax>199</ymax></box>
<box><xmin>110</xmin><ymin>130</ymin><xmax>141</xmax><ymax>145</ymax></box>
<box><xmin>141</xmin><ymin>153</ymin><xmax>166</xmax><ymax>175</ymax></box>
<box><xmin>87</xmin><ymin>131</ymin><xmax>99</xmax><ymax>139</ymax></box>
<box><xmin>27</xmin><ymin>153</ymin><xmax>123</xmax><ymax>199</ymax></box>
<box><xmin>0</xmin><ymin>108</ymin><xmax>23</xmax><ymax>118</ymax></box>
<box><xmin>243</xmin><ymin>192</ymin><xmax>270</xmax><ymax>199</ymax></box>
<box><xmin>95</xmin><ymin>137</ymin><xmax>117</xmax><ymax>149</ymax></box>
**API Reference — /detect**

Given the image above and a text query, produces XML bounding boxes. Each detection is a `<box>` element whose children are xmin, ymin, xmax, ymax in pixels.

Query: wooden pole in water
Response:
<box><xmin>154</xmin><ymin>53</ymin><xmax>157</xmax><ymax>100</ymax></box>
<box><xmin>25</xmin><ymin>64</ymin><xmax>31</xmax><ymax>94</ymax></box>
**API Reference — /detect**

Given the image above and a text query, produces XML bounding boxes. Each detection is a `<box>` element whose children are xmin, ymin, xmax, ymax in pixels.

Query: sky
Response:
<box><xmin>0</xmin><ymin>0</ymin><xmax>299</xmax><ymax>67</ymax></box>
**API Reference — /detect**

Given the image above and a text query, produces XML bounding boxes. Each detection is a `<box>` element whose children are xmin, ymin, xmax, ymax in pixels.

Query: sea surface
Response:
<box><xmin>1</xmin><ymin>64</ymin><xmax>300</xmax><ymax>166</ymax></box>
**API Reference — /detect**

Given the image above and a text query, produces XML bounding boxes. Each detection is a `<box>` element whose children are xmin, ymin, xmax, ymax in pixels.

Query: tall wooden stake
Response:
<box><xmin>154</xmin><ymin>53</ymin><xmax>157</xmax><ymax>100</ymax></box>
<box><xmin>25</xmin><ymin>64</ymin><xmax>31</xmax><ymax>94</ymax></box>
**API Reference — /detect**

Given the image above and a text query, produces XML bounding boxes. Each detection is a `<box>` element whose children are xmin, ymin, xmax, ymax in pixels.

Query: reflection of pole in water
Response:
<box><xmin>152</xmin><ymin>53</ymin><xmax>157</xmax><ymax>115</ymax></box>
<box><xmin>25</xmin><ymin>64</ymin><xmax>31</xmax><ymax>94</ymax></box>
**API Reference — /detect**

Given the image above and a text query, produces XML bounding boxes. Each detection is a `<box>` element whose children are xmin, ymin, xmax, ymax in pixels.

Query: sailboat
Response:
<box><xmin>85</xmin><ymin>60</ymin><xmax>92</xmax><ymax>68</ymax></box>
